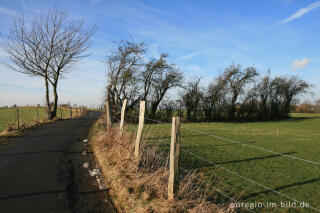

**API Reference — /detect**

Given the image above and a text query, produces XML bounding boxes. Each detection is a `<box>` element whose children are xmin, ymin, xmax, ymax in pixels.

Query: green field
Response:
<box><xmin>0</xmin><ymin>107</ymin><xmax>73</xmax><ymax>132</ymax></box>
<box><xmin>128</xmin><ymin>113</ymin><xmax>320</xmax><ymax>212</ymax></box>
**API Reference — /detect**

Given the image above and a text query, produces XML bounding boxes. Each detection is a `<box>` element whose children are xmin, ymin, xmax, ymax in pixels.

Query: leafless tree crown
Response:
<box><xmin>1</xmin><ymin>9</ymin><xmax>95</xmax><ymax>119</ymax></box>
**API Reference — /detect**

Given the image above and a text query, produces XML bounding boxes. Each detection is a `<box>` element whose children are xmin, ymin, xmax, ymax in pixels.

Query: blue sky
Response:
<box><xmin>0</xmin><ymin>0</ymin><xmax>320</xmax><ymax>106</ymax></box>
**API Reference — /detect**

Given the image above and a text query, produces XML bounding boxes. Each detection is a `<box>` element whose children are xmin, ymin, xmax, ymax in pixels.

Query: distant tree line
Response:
<box><xmin>105</xmin><ymin>40</ymin><xmax>311</xmax><ymax>122</ymax></box>
<box><xmin>294</xmin><ymin>99</ymin><xmax>320</xmax><ymax>113</ymax></box>
<box><xmin>176</xmin><ymin>67</ymin><xmax>310</xmax><ymax>121</ymax></box>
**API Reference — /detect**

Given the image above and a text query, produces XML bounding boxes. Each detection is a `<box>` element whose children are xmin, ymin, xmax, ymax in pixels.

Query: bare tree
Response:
<box><xmin>279</xmin><ymin>76</ymin><xmax>311</xmax><ymax>118</ymax></box>
<box><xmin>256</xmin><ymin>72</ymin><xmax>273</xmax><ymax>119</ymax></box>
<box><xmin>142</xmin><ymin>54</ymin><xmax>183</xmax><ymax>118</ymax></box>
<box><xmin>181</xmin><ymin>78</ymin><xmax>203</xmax><ymax>121</ymax></box>
<box><xmin>105</xmin><ymin>40</ymin><xmax>146</xmax><ymax>110</ymax></box>
<box><xmin>105</xmin><ymin>42</ymin><xmax>183</xmax><ymax>117</ymax></box>
<box><xmin>224</xmin><ymin>64</ymin><xmax>258</xmax><ymax>120</ymax></box>
<box><xmin>1</xmin><ymin>9</ymin><xmax>95</xmax><ymax>119</ymax></box>
<box><xmin>141</xmin><ymin>54</ymin><xmax>168</xmax><ymax>105</ymax></box>
<box><xmin>203</xmin><ymin>75</ymin><xmax>229</xmax><ymax>121</ymax></box>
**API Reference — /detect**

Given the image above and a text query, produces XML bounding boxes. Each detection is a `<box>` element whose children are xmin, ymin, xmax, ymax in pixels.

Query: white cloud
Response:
<box><xmin>0</xmin><ymin>6</ymin><xmax>17</xmax><ymax>16</ymax></box>
<box><xmin>277</xmin><ymin>1</ymin><xmax>320</xmax><ymax>25</ymax></box>
<box><xmin>292</xmin><ymin>57</ymin><xmax>311</xmax><ymax>70</ymax></box>
<box><xmin>177</xmin><ymin>52</ymin><xmax>201</xmax><ymax>60</ymax></box>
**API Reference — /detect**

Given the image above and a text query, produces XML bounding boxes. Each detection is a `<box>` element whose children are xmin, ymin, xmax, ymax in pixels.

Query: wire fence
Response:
<box><xmin>108</xmin><ymin>100</ymin><xmax>320</xmax><ymax>213</ymax></box>
<box><xmin>0</xmin><ymin>106</ymin><xmax>87</xmax><ymax>132</ymax></box>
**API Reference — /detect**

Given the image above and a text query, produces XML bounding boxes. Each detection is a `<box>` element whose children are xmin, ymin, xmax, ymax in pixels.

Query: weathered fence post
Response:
<box><xmin>134</xmin><ymin>100</ymin><xmax>146</xmax><ymax>159</ymax></box>
<box><xmin>36</xmin><ymin>107</ymin><xmax>39</xmax><ymax>122</ymax></box>
<box><xmin>16</xmin><ymin>108</ymin><xmax>20</xmax><ymax>129</ymax></box>
<box><xmin>69</xmin><ymin>106</ymin><xmax>72</xmax><ymax>118</ymax></box>
<box><xmin>60</xmin><ymin>106</ymin><xmax>63</xmax><ymax>118</ymax></box>
<box><xmin>105</xmin><ymin>100</ymin><xmax>112</xmax><ymax>129</ymax></box>
<box><xmin>168</xmin><ymin>117</ymin><xmax>181</xmax><ymax>200</ymax></box>
<box><xmin>119</xmin><ymin>99</ymin><xmax>128</xmax><ymax>135</ymax></box>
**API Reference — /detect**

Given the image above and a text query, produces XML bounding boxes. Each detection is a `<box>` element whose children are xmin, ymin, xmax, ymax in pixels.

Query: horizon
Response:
<box><xmin>1</xmin><ymin>0</ymin><xmax>320</xmax><ymax>106</ymax></box>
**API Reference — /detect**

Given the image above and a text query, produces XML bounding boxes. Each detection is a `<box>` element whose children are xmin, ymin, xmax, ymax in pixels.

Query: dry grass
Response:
<box><xmin>4</xmin><ymin>117</ymin><xmax>50</xmax><ymax>132</ymax></box>
<box><xmin>89</xmin><ymin>116</ymin><xmax>234</xmax><ymax>213</ymax></box>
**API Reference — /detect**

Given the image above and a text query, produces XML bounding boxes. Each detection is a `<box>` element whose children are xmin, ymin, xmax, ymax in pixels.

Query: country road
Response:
<box><xmin>0</xmin><ymin>111</ymin><xmax>116</xmax><ymax>213</ymax></box>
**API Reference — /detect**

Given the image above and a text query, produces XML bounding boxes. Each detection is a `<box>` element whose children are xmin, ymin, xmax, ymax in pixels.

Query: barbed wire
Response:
<box><xmin>181</xmin><ymin>126</ymin><xmax>320</xmax><ymax>166</ymax></box>
<box><xmin>107</xmin><ymin>109</ymin><xmax>320</xmax><ymax>212</ymax></box>
<box><xmin>181</xmin><ymin>148</ymin><xmax>320</xmax><ymax>212</ymax></box>
<box><xmin>178</xmin><ymin>166</ymin><xmax>257</xmax><ymax>213</ymax></box>
<box><xmin>124</xmin><ymin>111</ymin><xmax>320</xmax><ymax>165</ymax></box>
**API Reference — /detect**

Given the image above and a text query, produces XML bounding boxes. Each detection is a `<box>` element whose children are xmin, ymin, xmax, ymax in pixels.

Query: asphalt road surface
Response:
<box><xmin>0</xmin><ymin>111</ymin><xmax>116</xmax><ymax>213</ymax></box>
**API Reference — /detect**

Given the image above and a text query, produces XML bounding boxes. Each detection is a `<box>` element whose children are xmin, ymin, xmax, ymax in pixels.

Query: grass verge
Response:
<box><xmin>88</xmin><ymin>115</ymin><xmax>233</xmax><ymax>213</ymax></box>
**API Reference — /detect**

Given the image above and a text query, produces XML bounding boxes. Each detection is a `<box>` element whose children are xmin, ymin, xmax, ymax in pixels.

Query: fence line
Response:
<box><xmin>112</xmin><ymin>112</ymin><xmax>232</xmax><ymax>205</ymax></box>
<box><xmin>144</xmin><ymin>119</ymin><xmax>320</xmax><ymax>211</ymax></box>
<box><xmin>177</xmin><ymin>165</ymin><xmax>257</xmax><ymax>213</ymax></box>
<box><xmin>1</xmin><ymin>106</ymin><xmax>88</xmax><ymax>132</ymax></box>
<box><xmin>110</xmin><ymin>108</ymin><xmax>257</xmax><ymax>211</ymax></box>
<box><xmin>108</xmin><ymin>103</ymin><xmax>319</xmax><ymax>212</ymax></box>
<box><xmin>126</xmin><ymin>111</ymin><xmax>320</xmax><ymax>165</ymax></box>
<box><xmin>125</xmin><ymin>111</ymin><xmax>320</xmax><ymax>166</ymax></box>
<box><xmin>181</xmin><ymin>148</ymin><xmax>320</xmax><ymax>212</ymax></box>
<box><xmin>181</xmin><ymin>126</ymin><xmax>320</xmax><ymax>166</ymax></box>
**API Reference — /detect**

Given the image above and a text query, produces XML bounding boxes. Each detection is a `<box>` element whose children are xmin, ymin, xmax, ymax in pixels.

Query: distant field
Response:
<box><xmin>128</xmin><ymin>113</ymin><xmax>320</xmax><ymax>212</ymax></box>
<box><xmin>0</xmin><ymin>107</ymin><xmax>75</xmax><ymax>132</ymax></box>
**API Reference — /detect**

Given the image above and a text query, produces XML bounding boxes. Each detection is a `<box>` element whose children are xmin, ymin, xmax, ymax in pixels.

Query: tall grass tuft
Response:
<box><xmin>91</xmin><ymin>116</ymin><xmax>234</xmax><ymax>212</ymax></box>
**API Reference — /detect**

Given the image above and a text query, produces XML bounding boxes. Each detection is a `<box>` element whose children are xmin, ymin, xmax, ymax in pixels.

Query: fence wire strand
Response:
<box><xmin>108</xmin><ymin>109</ymin><xmax>319</xmax><ymax>212</ymax></box>
<box><xmin>181</xmin><ymin>126</ymin><xmax>320</xmax><ymax>166</ymax></box>
<box><xmin>181</xmin><ymin>148</ymin><xmax>320</xmax><ymax>212</ymax></box>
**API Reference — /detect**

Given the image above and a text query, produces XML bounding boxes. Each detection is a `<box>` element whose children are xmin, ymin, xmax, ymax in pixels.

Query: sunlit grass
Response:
<box><xmin>0</xmin><ymin>107</ymin><xmax>76</xmax><ymax>132</ymax></box>
<box><xmin>125</xmin><ymin>113</ymin><xmax>320</xmax><ymax>212</ymax></box>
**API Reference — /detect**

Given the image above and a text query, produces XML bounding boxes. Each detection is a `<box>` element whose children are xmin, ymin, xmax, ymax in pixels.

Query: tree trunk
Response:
<box><xmin>44</xmin><ymin>77</ymin><xmax>52</xmax><ymax>119</ymax></box>
<box><xmin>51</xmin><ymin>84</ymin><xmax>58</xmax><ymax>119</ymax></box>
<box><xmin>150</xmin><ymin>100</ymin><xmax>161</xmax><ymax>119</ymax></box>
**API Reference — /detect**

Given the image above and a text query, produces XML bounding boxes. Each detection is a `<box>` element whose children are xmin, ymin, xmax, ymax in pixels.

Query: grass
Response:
<box><xmin>124</xmin><ymin>113</ymin><xmax>320</xmax><ymax>212</ymax></box>
<box><xmin>0</xmin><ymin>107</ymin><xmax>78</xmax><ymax>133</ymax></box>
<box><xmin>90</xmin><ymin>116</ymin><xmax>230</xmax><ymax>212</ymax></box>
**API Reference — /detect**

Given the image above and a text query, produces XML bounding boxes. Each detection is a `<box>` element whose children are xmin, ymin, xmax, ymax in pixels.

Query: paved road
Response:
<box><xmin>0</xmin><ymin>112</ymin><xmax>115</xmax><ymax>213</ymax></box>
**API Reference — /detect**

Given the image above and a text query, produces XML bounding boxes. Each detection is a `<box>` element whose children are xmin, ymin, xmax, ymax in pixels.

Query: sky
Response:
<box><xmin>0</xmin><ymin>0</ymin><xmax>320</xmax><ymax>107</ymax></box>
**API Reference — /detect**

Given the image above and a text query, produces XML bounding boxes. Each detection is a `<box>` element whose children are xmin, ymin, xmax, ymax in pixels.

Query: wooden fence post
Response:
<box><xmin>168</xmin><ymin>117</ymin><xmax>181</xmax><ymax>200</ymax></box>
<box><xmin>105</xmin><ymin>100</ymin><xmax>112</xmax><ymax>129</ymax></box>
<box><xmin>119</xmin><ymin>99</ymin><xmax>128</xmax><ymax>135</ymax></box>
<box><xmin>69</xmin><ymin>107</ymin><xmax>72</xmax><ymax>118</ymax></box>
<box><xmin>16</xmin><ymin>108</ymin><xmax>20</xmax><ymax>129</ymax></box>
<box><xmin>36</xmin><ymin>107</ymin><xmax>39</xmax><ymax>122</ymax></box>
<box><xmin>134</xmin><ymin>100</ymin><xmax>146</xmax><ymax>159</ymax></box>
<box><xmin>60</xmin><ymin>106</ymin><xmax>63</xmax><ymax>118</ymax></box>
